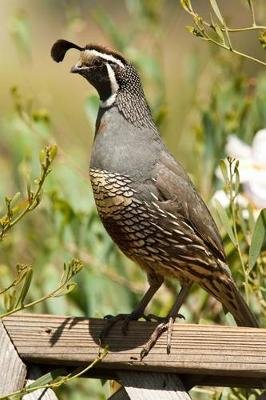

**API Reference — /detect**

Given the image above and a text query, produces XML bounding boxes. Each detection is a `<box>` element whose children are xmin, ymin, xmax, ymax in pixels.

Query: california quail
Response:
<box><xmin>51</xmin><ymin>40</ymin><xmax>259</xmax><ymax>357</ymax></box>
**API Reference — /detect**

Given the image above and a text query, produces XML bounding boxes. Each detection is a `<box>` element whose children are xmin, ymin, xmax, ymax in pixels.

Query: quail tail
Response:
<box><xmin>206</xmin><ymin>261</ymin><xmax>259</xmax><ymax>328</ymax></box>
<box><xmin>227</xmin><ymin>283</ymin><xmax>259</xmax><ymax>328</ymax></box>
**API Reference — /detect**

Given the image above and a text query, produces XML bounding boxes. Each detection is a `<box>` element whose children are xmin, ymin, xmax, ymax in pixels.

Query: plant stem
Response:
<box><xmin>248</xmin><ymin>0</ymin><xmax>257</xmax><ymax>27</ymax></box>
<box><xmin>228</xmin><ymin>161</ymin><xmax>249</xmax><ymax>303</ymax></box>
<box><xmin>0</xmin><ymin>154</ymin><xmax>51</xmax><ymax>240</ymax></box>
<box><xmin>0</xmin><ymin>349</ymin><xmax>108</xmax><ymax>400</ymax></box>
<box><xmin>181</xmin><ymin>1</ymin><xmax>266</xmax><ymax>67</ymax></box>
<box><xmin>204</xmin><ymin>35</ymin><xmax>266</xmax><ymax>67</ymax></box>
<box><xmin>0</xmin><ymin>268</ymin><xmax>75</xmax><ymax>319</ymax></box>
<box><xmin>184</xmin><ymin>4</ymin><xmax>266</xmax><ymax>32</ymax></box>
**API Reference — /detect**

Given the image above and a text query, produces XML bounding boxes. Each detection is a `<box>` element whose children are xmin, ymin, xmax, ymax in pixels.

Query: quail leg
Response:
<box><xmin>99</xmin><ymin>274</ymin><xmax>164</xmax><ymax>343</ymax></box>
<box><xmin>140</xmin><ymin>280</ymin><xmax>192</xmax><ymax>360</ymax></box>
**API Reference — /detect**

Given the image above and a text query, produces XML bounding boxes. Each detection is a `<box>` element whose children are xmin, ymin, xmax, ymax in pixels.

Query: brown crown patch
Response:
<box><xmin>85</xmin><ymin>44</ymin><xmax>128</xmax><ymax>65</ymax></box>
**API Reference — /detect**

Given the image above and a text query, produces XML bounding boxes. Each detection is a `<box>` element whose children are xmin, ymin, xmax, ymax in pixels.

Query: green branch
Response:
<box><xmin>181</xmin><ymin>0</ymin><xmax>266</xmax><ymax>67</ymax></box>
<box><xmin>0</xmin><ymin>145</ymin><xmax>57</xmax><ymax>241</ymax></box>
<box><xmin>0</xmin><ymin>347</ymin><xmax>108</xmax><ymax>400</ymax></box>
<box><xmin>0</xmin><ymin>259</ymin><xmax>83</xmax><ymax>319</ymax></box>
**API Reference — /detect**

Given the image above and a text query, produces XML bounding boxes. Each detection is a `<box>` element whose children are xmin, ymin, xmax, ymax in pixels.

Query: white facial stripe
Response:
<box><xmin>84</xmin><ymin>49</ymin><xmax>125</xmax><ymax>68</ymax></box>
<box><xmin>106</xmin><ymin>63</ymin><xmax>119</xmax><ymax>94</ymax></box>
<box><xmin>100</xmin><ymin>63</ymin><xmax>119</xmax><ymax>108</ymax></box>
<box><xmin>100</xmin><ymin>93</ymin><xmax>117</xmax><ymax>108</ymax></box>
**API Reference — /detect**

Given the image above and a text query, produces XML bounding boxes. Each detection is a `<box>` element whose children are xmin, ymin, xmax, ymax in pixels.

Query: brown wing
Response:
<box><xmin>152</xmin><ymin>151</ymin><xmax>225</xmax><ymax>262</ymax></box>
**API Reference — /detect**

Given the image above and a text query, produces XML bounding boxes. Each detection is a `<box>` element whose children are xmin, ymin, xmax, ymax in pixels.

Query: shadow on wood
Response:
<box><xmin>3</xmin><ymin>313</ymin><xmax>266</xmax><ymax>390</ymax></box>
<box><xmin>47</xmin><ymin>315</ymin><xmax>155</xmax><ymax>351</ymax></box>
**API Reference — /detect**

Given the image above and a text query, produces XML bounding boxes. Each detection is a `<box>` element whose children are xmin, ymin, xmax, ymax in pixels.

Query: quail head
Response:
<box><xmin>51</xmin><ymin>39</ymin><xmax>258</xmax><ymax>358</ymax></box>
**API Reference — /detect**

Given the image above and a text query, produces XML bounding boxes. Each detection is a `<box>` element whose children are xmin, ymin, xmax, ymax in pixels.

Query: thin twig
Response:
<box><xmin>181</xmin><ymin>0</ymin><xmax>266</xmax><ymax>67</ymax></box>
<box><xmin>0</xmin><ymin>260</ymin><xmax>82</xmax><ymax>319</ymax></box>
<box><xmin>0</xmin><ymin>145</ymin><xmax>57</xmax><ymax>240</ymax></box>
<box><xmin>0</xmin><ymin>348</ymin><xmax>108</xmax><ymax>400</ymax></box>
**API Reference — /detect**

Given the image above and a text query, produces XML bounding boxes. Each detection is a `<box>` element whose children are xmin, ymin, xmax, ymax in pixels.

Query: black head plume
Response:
<box><xmin>50</xmin><ymin>39</ymin><xmax>154</xmax><ymax>127</ymax></box>
<box><xmin>51</xmin><ymin>39</ymin><xmax>84</xmax><ymax>63</ymax></box>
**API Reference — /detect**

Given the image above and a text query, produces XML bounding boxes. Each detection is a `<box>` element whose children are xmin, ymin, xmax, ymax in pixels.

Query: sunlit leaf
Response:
<box><xmin>219</xmin><ymin>159</ymin><xmax>229</xmax><ymax>185</ymax></box>
<box><xmin>213</xmin><ymin>24</ymin><xmax>225</xmax><ymax>45</ymax></box>
<box><xmin>54</xmin><ymin>282</ymin><xmax>77</xmax><ymax>297</ymax></box>
<box><xmin>248</xmin><ymin>209</ymin><xmax>266</xmax><ymax>270</ymax></box>
<box><xmin>259</xmin><ymin>30</ymin><xmax>266</xmax><ymax>50</ymax></box>
<box><xmin>15</xmin><ymin>268</ymin><xmax>33</xmax><ymax>307</ymax></box>
<box><xmin>215</xmin><ymin>199</ymin><xmax>237</xmax><ymax>246</ymax></box>
<box><xmin>27</xmin><ymin>369</ymin><xmax>66</xmax><ymax>389</ymax></box>
<box><xmin>180</xmin><ymin>0</ymin><xmax>193</xmax><ymax>13</ymax></box>
<box><xmin>4</xmin><ymin>291</ymin><xmax>17</xmax><ymax>312</ymax></box>
<box><xmin>209</xmin><ymin>0</ymin><xmax>224</xmax><ymax>25</ymax></box>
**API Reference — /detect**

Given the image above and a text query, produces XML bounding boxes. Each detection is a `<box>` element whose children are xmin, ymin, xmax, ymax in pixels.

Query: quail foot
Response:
<box><xmin>51</xmin><ymin>40</ymin><xmax>259</xmax><ymax>358</ymax></box>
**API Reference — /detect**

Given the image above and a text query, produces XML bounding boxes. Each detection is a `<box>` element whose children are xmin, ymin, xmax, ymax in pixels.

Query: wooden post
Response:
<box><xmin>117</xmin><ymin>372</ymin><xmax>191</xmax><ymax>399</ymax></box>
<box><xmin>3</xmin><ymin>313</ymin><xmax>266</xmax><ymax>392</ymax></box>
<box><xmin>108</xmin><ymin>387</ymin><xmax>129</xmax><ymax>400</ymax></box>
<box><xmin>0</xmin><ymin>320</ymin><xmax>59</xmax><ymax>399</ymax></box>
<box><xmin>0</xmin><ymin>320</ymin><xmax>27</xmax><ymax>396</ymax></box>
<box><xmin>108</xmin><ymin>373</ymin><xmax>192</xmax><ymax>400</ymax></box>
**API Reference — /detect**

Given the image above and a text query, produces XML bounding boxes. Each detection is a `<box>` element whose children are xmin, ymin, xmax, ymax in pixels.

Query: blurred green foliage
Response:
<box><xmin>0</xmin><ymin>1</ymin><xmax>266</xmax><ymax>399</ymax></box>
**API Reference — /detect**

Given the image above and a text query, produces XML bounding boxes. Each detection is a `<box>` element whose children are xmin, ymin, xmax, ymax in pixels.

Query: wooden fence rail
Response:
<box><xmin>2</xmin><ymin>313</ymin><xmax>266</xmax><ymax>394</ymax></box>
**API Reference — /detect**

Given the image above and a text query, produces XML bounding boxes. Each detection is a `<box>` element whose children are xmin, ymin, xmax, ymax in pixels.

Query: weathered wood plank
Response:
<box><xmin>108</xmin><ymin>387</ymin><xmax>129</xmax><ymax>400</ymax></box>
<box><xmin>3</xmin><ymin>313</ymin><xmax>266</xmax><ymax>386</ymax></box>
<box><xmin>118</xmin><ymin>372</ymin><xmax>191</xmax><ymax>399</ymax></box>
<box><xmin>0</xmin><ymin>320</ymin><xmax>27</xmax><ymax>396</ymax></box>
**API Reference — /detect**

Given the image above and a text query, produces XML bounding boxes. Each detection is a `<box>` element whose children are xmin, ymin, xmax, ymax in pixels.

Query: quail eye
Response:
<box><xmin>93</xmin><ymin>58</ymin><xmax>103</xmax><ymax>67</ymax></box>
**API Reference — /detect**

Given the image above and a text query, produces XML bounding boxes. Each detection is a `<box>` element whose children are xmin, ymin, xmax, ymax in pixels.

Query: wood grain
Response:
<box><xmin>108</xmin><ymin>387</ymin><xmax>129</xmax><ymax>400</ymax></box>
<box><xmin>118</xmin><ymin>372</ymin><xmax>191</xmax><ymax>399</ymax></box>
<box><xmin>0</xmin><ymin>320</ymin><xmax>27</xmax><ymax>396</ymax></box>
<box><xmin>3</xmin><ymin>313</ymin><xmax>266</xmax><ymax>387</ymax></box>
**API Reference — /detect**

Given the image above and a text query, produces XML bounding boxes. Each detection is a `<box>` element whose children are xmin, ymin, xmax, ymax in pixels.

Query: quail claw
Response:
<box><xmin>145</xmin><ymin>313</ymin><xmax>185</xmax><ymax>323</ymax></box>
<box><xmin>140</xmin><ymin>314</ymin><xmax>183</xmax><ymax>360</ymax></box>
<box><xmin>99</xmin><ymin>312</ymin><xmax>149</xmax><ymax>345</ymax></box>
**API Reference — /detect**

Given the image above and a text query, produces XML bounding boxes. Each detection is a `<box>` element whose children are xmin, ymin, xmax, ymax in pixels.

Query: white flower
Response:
<box><xmin>226</xmin><ymin>129</ymin><xmax>266</xmax><ymax>209</ymax></box>
<box><xmin>212</xmin><ymin>189</ymin><xmax>250</xmax><ymax>219</ymax></box>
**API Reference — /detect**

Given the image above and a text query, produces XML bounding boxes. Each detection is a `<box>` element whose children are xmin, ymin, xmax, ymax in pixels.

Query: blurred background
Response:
<box><xmin>0</xmin><ymin>1</ymin><xmax>266</xmax><ymax>399</ymax></box>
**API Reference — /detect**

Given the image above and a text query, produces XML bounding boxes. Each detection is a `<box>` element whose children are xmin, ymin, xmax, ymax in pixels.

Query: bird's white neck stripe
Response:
<box><xmin>100</xmin><ymin>92</ymin><xmax>117</xmax><ymax>108</ymax></box>
<box><xmin>100</xmin><ymin>63</ymin><xmax>119</xmax><ymax>108</ymax></box>
<box><xmin>106</xmin><ymin>63</ymin><xmax>119</xmax><ymax>93</ymax></box>
<box><xmin>84</xmin><ymin>49</ymin><xmax>125</xmax><ymax>68</ymax></box>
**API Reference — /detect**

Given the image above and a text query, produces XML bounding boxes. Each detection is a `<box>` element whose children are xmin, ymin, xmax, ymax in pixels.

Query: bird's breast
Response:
<box><xmin>89</xmin><ymin>168</ymin><xmax>135</xmax><ymax>218</ymax></box>
<box><xmin>89</xmin><ymin>167</ymin><xmax>218</xmax><ymax>285</ymax></box>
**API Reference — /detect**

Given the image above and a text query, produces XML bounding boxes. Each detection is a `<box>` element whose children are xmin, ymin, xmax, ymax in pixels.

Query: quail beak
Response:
<box><xmin>70</xmin><ymin>62</ymin><xmax>90</xmax><ymax>74</ymax></box>
<box><xmin>70</xmin><ymin>64</ymin><xmax>80</xmax><ymax>73</ymax></box>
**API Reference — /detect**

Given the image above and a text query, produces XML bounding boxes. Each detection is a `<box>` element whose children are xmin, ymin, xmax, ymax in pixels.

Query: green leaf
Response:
<box><xmin>3</xmin><ymin>290</ymin><xmax>17</xmax><ymax>312</ymax></box>
<box><xmin>246</xmin><ymin>0</ymin><xmax>252</xmax><ymax>12</ymax></box>
<box><xmin>15</xmin><ymin>268</ymin><xmax>33</xmax><ymax>308</ymax></box>
<box><xmin>180</xmin><ymin>0</ymin><xmax>193</xmax><ymax>13</ymax></box>
<box><xmin>10</xmin><ymin>192</ymin><xmax>21</xmax><ymax>207</ymax></box>
<box><xmin>259</xmin><ymin>30</ymin><xmax>266</xmax><ymax>50</ymax></box>
<box><xmin>27</xmin><ymin>368</ymin><xmax>66</xmax><ymax>389</ymax></box>
<box><xmin>186</xmin><ymin>25</ymin><xmax>195</xmax><ymax>34</ymax></box>
<box><xmin>209</xmin><ymin>0</ymin><xmax>224</xmax><ymax>25</ymax></box>
<box><xmin>54</xmin><ymin>282</ymin><xmax>77</xmax><ymax>297</ymax></box>
<box><xmin>213</xmin><ymin>24</ymin><xmax>225</xmax><ymax>45</ymax></box>
<box><xmin>248</xmin><ymin>209</ymin><xmax>266</xmax><ymax>270</ymax></box>
<box><xmin>209</xmin><ymin>0</ymin><xmax>232</xmax><ymax>49</ymax></box>
<box><xmin>219</xmin><ymin>159</ymin><xmax>229</xmax><ymax>185</ymax></box>
<box><xmin>214</xmin><ymin>199</ymin><xmax>237</xmax><ymax>246</ymax></box>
